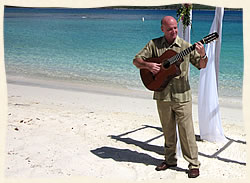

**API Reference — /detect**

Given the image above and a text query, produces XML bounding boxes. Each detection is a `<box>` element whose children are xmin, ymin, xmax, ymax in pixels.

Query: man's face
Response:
<box><xmin>161</xmin><ymin>19</ymin><xmax>178</xmax><ymax>44</ymax></box>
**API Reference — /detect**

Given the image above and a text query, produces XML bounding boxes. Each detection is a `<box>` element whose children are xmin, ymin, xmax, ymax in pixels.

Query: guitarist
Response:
<box><xmin>133</xmin><ymin>16</ymin><xmax>208</xmax><ymax>178</ymax></box>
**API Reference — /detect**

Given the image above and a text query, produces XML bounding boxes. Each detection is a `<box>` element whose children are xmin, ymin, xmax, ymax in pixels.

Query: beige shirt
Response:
<box><xmin>135</xmin><ymin>35</ymin><xmax>201</xmax><ymax>102</ymax></box>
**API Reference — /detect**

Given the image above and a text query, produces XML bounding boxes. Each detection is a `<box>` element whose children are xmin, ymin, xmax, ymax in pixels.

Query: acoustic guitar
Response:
<box><xmin>140</xmin><ymin>32</ymin><xmax>219</xmax><ymax>91</ymax></box>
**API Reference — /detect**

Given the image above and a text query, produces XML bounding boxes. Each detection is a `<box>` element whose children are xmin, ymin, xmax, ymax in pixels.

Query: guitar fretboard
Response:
<box><xmin>168</xmin><ymin>44</ymin><xmax>196</xmax><ymax>65</ymax></box>
<box><xmin>162</xmin><ymin>32</ymin><xmax>218</xmax><ymax>68</ymax></box>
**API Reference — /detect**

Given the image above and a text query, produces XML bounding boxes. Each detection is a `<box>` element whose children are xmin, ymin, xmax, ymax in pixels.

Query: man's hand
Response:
<box><xmin>195</xmin><ymin>41</ymin><xmax>208</xmax><ymax>68</ymax></box>
<box><xmin>133</xmin><ymin>58</ymin><xmax>161</xmax><ymax>75</ymax></box>
<box><xmin>147</xmin><ymin>62</ymin><xmax>161</xmax><ymax>75</ymax></box>
<box><xmin>195</xmin><ymin>41</ymin><xmax>206</xmax><ymax>57</ymax></box>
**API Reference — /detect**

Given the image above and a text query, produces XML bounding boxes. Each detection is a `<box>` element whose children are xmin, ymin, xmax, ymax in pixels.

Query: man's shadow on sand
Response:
<box><xmin>90</xmin><ymin>146</ymin><xmax>188</xmax><ymax>173</ymax></box>
<box><xmin>91</xmin><ymin>124</ymin><xmax>246</xmax><ymax>172</ymax></box>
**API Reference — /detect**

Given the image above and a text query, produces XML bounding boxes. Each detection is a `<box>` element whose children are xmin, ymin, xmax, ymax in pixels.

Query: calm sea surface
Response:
<box><xmin>4</xmin><ymin>7</ymin><xmax>243</xmax><ymax>98</ymax></box>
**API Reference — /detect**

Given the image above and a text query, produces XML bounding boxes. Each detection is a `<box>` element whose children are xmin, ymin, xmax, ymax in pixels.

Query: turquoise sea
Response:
<box><xmin>4</xmin><ymin>7</ymin><xmax>243</xmax><ymax>98</ymax></box>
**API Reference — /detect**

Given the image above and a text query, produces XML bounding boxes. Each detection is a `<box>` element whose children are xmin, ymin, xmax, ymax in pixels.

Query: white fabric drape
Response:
<box><xmin>176</xmin><ymin>10</ymin><xmax>192</xmax><ymax>157</ymax></box>
<box><xmin>198</xmin><ymin>7</ymin><xmax>227</xmax><ymax>142</ymax></box>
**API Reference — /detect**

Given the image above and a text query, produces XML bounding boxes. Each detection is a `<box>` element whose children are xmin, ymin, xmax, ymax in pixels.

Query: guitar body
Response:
<box><xmin>140</xmin><ymin>49</ymin><xmax>183</xmax><ymax>91</ymax></box>
<box><xmin>139</xmin><ymin>32</ymin><xmax>219</xmax><ymax>91</ymax></box>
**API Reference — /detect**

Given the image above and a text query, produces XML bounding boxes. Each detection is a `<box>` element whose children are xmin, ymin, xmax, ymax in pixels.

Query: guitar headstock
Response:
<box><xmin>202</xmin><ymin>32</ymin><xmax>219</xmax><ymax>44</ymax></box>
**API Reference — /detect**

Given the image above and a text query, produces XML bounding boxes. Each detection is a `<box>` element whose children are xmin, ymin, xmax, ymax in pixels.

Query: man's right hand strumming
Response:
<box><xmin>133</xmin><ymin>58</ymin><xmax>161</xmax><ymax>75</ymax></box>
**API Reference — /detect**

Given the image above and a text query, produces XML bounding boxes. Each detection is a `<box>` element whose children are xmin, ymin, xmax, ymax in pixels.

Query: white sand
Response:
<box><xmin>4</xmin><ymin>80</ymin><xmax>246</xmax><ymax>181</ymax></box>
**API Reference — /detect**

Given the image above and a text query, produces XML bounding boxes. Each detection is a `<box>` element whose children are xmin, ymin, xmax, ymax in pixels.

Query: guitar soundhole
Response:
<box><xmin>163</xmin><ymin>60</ymin><xmax>170</xmax><ymax>69</ymax></box>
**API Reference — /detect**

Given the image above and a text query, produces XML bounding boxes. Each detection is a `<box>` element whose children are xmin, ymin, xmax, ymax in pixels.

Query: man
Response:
<box><xmin>133</xmin><ymin>16</ymin><xmax>208</xmax><ymax>178</ymax></box>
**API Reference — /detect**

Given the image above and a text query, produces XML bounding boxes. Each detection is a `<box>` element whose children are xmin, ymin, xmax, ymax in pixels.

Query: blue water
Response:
<box><xmin>4</xmin><ymin>7</ymin><xmax>243</xmax><ymax>98</ymax></box>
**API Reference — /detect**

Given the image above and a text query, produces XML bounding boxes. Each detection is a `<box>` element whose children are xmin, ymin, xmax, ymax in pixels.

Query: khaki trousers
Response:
<box><xmin>157</xmin><ymin>100</ymin><xmax>200</xmax><ymax>169</ymax></box>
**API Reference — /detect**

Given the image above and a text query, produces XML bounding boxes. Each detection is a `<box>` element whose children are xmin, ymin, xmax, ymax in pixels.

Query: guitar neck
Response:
<box><xmin>168</xmin><ymin>38</ymin><xmax>205</xmax><ymax>65</ymax></box>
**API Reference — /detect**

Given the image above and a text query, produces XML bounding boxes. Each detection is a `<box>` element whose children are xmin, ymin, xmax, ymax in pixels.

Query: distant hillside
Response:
<box><xmin>103</xmin><ymin>4</ymin><xmax>242</xmax><ymax>11</ymax></box>
<box><xmin>5</xmin><ymin>4</ymin><xmax>242</xmax><ymax>11</ymax></box>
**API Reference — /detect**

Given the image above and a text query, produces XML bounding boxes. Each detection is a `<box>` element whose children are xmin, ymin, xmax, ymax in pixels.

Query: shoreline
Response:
<box><xmin>6</xmin><ymin>74</ymin><xmax>243</xmax><ymax>108</ymax></box>
<box><xmin>6</xmin><ymin>75</ymin><xmax>153</xmax><ymax>100</ymax></box>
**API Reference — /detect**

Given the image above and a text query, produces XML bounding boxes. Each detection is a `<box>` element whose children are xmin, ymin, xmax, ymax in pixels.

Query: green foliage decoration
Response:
<box><xmin>177</xmin><ymin>4</ymin><xmax>193</xmax><ymax>31</ymax></box>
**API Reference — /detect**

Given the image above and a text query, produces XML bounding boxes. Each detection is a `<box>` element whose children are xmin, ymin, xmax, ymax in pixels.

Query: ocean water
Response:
<box><xmin>4</xmin><ymin>7</ymin><xmax>243</xmax><ymax>98</ymax></box>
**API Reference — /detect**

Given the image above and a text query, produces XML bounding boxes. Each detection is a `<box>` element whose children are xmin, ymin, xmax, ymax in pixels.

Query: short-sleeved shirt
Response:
<box><xmin>134</xmin><ymin>35</ymin><xmax>201</xmax><ymax>102</ymax></box>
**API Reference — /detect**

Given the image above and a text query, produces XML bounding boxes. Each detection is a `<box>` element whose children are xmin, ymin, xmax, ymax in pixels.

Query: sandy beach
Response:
<box><xmin>4</xmin><ymin>78</ymin><xmax>246</xmax><ymax>181</ymax></box>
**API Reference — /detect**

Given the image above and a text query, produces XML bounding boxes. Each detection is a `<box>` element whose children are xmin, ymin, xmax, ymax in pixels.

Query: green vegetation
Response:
<box><xmin>5</xmin><ymin>4</ymin><xmax>242</xmax><ymax>11</ymax></box>
<box><xmin>102</xmin><ymin>4</ymin><xmax>242</xmax><ymax>11</ymax></box>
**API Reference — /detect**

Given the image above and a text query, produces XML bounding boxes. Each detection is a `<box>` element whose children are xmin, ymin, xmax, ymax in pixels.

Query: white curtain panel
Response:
<box><xmin>198</xmin><ymin>7</ymin><xmax>227</xmax><ymax>143</ymax></box>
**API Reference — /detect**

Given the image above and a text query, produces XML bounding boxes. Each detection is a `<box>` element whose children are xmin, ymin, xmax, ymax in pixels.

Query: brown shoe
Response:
<box><xmin>155</xmin><ymin>162</ymin><xmax>177</xmax><ymax>171</ymax></box>
<box><xmin>188</xmin><ymin>168</ymin><xmax>199</xmax><ymax>178</ymax></box>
